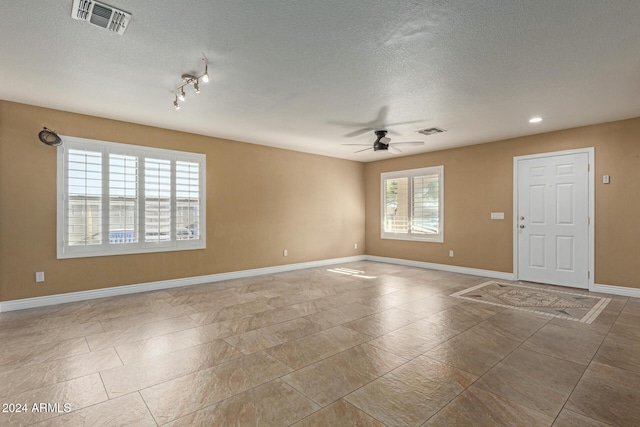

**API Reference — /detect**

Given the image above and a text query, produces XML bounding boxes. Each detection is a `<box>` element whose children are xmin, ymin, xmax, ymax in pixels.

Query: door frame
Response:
<box><xmin>512</xmin><ymin>148</ymin><xmax>595</xmax><ymax>290</ymax></box>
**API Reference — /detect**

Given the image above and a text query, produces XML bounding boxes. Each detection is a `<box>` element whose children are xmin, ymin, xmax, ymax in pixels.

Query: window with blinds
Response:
<box><xmin>381</xmin><ymin>166</ymin><xmax>443</xmax><ymax>242</ymax></box>
<box><xmin>57</xmin><ymin>136</ymin><xmax>206</xmax><ymax>258</ymax></box>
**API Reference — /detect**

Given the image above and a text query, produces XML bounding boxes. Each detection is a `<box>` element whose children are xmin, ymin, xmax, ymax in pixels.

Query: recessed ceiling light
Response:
<box><xmin>529</xmin><ymin>117</ymin><xmax>543</xmax><ymax>123</ymax></box>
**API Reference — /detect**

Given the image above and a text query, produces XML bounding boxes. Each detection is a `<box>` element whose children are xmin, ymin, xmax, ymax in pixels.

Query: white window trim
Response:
<box><xmin>380</xmin><ymin>165</ymin><xmax>444</xmax><ymax>242</ymax></box>
<box><xmin>57</xmin><ymin>136</ymin><xmax>206</xmax><ymax>259</ymax></box>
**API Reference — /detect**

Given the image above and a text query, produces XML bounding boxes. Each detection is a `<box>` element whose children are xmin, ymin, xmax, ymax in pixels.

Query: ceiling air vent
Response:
<box><xmin>416</xmin><ymin>127</ymin><xmax>446</xmax><ymax>136</ymax></box>
<box><xmin>71</xmin><ymin>0</ymin><xmax>131</xmax><ymax>35</ymax></box>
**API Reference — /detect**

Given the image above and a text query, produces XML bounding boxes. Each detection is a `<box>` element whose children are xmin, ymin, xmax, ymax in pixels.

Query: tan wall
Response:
<box><xmin>0</xmin><ymin>101</ymin><xmax>365</xmax><ymax>301</ymax></box>
<box><xmin>365</xmin><ymin>117</ymin><xmax>640</xmax><ymax>289</ymax></box>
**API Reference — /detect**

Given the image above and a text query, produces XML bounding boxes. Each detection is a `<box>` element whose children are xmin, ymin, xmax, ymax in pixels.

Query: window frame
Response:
<box><xmin>57</xmin><ymin>136</ymin><xmax>206</xmax><ymax>259</ymax></box>
<box><xmin>380</xmin><ymin>165</ymin><xmax>444</xmax><ymax>243</ymax></box>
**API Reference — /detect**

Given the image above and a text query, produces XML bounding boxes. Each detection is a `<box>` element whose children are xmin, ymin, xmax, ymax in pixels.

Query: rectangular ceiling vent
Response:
<box><xmin>416</xmin><ymin>127</ymin><xmax>446</xmax><ymax>136</ymax></box>
<box><xmin>71</xmin><ymin>0</ymin><xmax>131</xmax><ymax>35</ymax></box>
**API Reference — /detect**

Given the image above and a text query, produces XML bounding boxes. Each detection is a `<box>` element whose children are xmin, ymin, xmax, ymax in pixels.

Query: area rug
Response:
<box><xmin>450</xmin><ymin>281</ymin><xmax>611</xmax><ymax>324</ymax></box>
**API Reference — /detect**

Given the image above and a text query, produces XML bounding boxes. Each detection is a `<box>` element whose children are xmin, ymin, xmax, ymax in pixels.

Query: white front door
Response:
<box><xmin>516</xmin><ymin>152</ymin><xmax>590</xmax><ymax>289</ymax></box>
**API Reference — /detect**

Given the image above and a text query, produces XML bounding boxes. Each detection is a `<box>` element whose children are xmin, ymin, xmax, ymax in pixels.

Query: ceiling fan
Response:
<box><xmin>342</xmin><ymin>130</ymin><xmax>425</xmax><ymax>153</ymax></box>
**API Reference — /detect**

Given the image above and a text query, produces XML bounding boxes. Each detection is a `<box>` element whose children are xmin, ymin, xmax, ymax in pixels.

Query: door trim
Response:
<box><xmin>513</xmin><ymin>148</ymin><xmax>595</xmax><ymax>290</ymax></box>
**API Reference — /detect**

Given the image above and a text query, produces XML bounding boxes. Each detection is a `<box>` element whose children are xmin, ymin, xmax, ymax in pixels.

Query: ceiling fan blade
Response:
<box><xmin>385</xmin><ymin>119</ymin><xmax>424</xmax><ymax>127</ymax></box>
<box><xmin>342</xmin><ymin>143</ymin><xmax>373</xmax><ymax>146</ymax></box>
<box><xmin>354</xmin><ymin>147</ymin><xmax>373</xmax><ymax>153</ymax></box>
<box><xmin>390</xmin><ymin>141</ymin><xmax>425</xmax><ymax>146</ymax></box>
<box><xmin>344</xmin><ymin>128</ymin><xmax>375</xmax><ymax>138</ymax></box>
<box><xmin>373</xmin><ymin>106</ymin><xmax>390</xmax><ymax>128</ymax></box>
<box><xmin>327</xmin><ymin>119</ymin><xmax>370</xmax><ymax>128</ymax></box>
<box><xmin>379</xmin><ymin>137</ymin><xmax>391</xmax><ymax>144</ymax></box>
<box><xmin>388</xmin><ymin>145</ymin><xmax>402</xmax><ymax>154</ymax></box>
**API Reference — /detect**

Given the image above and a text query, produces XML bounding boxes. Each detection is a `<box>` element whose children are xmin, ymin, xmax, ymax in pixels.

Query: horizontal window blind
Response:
<box><xmin>67</xmin><ymin>149</ymin><xmax>102</xmax><ymax>246</ymax></box>
<box><xmin>381</xmin><ymin>166</ymin><xmax>443</xmax><ymax>242</ymax></box>
<box><xmin>57</xmin><ymin>136</ymin><xmax>206</xmax><ymax>258</ymax></box>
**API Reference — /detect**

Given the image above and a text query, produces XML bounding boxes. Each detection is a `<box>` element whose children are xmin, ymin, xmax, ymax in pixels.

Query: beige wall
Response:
<box><xmin>365</xmin><ymin>117</ymin><xmax>640</xmax><ymax>289</ymax></box>
<box><xmin>2</xmin><ymin>100</ymin><xmax>638</xmax><ymax>303</ymax></box>
<box><xmin>0</xmin><ymin>101</ymin><xmax>365</xmax><ymax>301</ymax></box>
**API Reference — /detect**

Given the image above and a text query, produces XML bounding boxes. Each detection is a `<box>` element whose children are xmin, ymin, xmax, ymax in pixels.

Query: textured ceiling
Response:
<box><xmin>1</xmin><ymin>1</ymin><xmax>639</xmax><ymax>161</ymax></box>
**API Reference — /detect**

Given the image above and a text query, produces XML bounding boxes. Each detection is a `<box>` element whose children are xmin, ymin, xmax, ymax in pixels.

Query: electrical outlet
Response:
<box><xmin>354</xmin><ymin>243</ymin><xmax>358</xmax><ymax>249</ymax></box>
<box><xmin>449</xmin><ymin>250</ymin><xmax>454</xmax><ymax>258</ymax></box>
<box><xmin>35</xmin><ymin>271</ymin><xmax>45</xmax><ymax>282</ymax></box>
<box><xmin>283</xmin><ymin>249</ymin><xmax>288</xmax><ymax>257</ymax></box>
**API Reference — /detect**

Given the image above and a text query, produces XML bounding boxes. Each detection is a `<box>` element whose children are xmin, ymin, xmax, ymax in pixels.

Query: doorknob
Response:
<box><xmin>519</xmin><ymin>224</ymin><xmax>525</xmax><ymax>229</ymax></box>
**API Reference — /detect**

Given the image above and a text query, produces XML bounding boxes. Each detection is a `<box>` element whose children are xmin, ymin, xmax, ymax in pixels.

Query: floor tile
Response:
<box><xmin>424</xmin><ymin>322</ymin><xmax>521</xmax><ymax>376</ymax></box>
<box><xmin>396</xmin><ymin>294</ymin><xmax>462</xmax><ymax>316</ymax></box>
<box><xmin>266</xmin><ymin>326</ymin><xmax>371</xmax><ymax>369</ymax></box>
<box><xmin>0</xmin><ymin>348</ymin><xmax>121</xmax><ymax>399</ymax></box>
<box><xmin>184</xmin><ymin>291</ymin><xmax>264</xmax><ymax>313</ymax></box>
<box><xmin>343</xmin><ymin>308</ymin><xmax>425</xmax><ymax>337</ymax></box>
<box><xmin>423</xmin><ymin>385</ymin><xmax>553</xmax><ymax>427</ymax></box>
<box><xmin>29</xmin><ymin>392</ymin><xmax>156</xmax><ymax>427</ymax></box>
<box><xmin>165</xmin><ymin>380</ymin><xmax>318</xmax><ymax>426</ymax></box>
<box><xmin>345</xmin><ymin>355</ymin><xmax>476</xmax><ymax>426</ymax></box>
<box><xmin>521</xmin><ymin>323</ymin><xmax>605</xmax><ymax>365</ymax></box>
<box><xmin>303</xmin><ymin>302</ymin><xmax>380</xmax><ymax>329</ymax></box>
<box><xmin>282</xmin><ymin>343</ymin><xmax>408</xmax><ymax>405</ymax></box>
<box><xmin>0</xmin><ymin>374</ymin><xmax>108</xmax><ymax>426</ymax></box>
<box><xmin>292</xmin><ymin>399</ymin><xmax>385</xmax><ymax>427</ymax></box>
<box><xmin>424</xmin><ymin>302</ymin><xmax>504</xmax><ymax>332</ymax></box>
<box><xmin>188</xmin><ymin>299</ymin><xmax>274</xmax><ymax>325</ymax></box>
<box><xmin>0</xmin><ymin>337</ymin><xmax>90</xmax><ymax>375</ymax></box>
<box><xmin>1</xmin><ymin>262</ymin><xmax>637</xmax><ymax>427</ymax></box>
<box><xmin>475</xmin><ymin>348</ymin><xmax>585</xmax><ymax>418</ymax></box>
<box><xmin>565</xmin><ymin>361</ymin><xmax>640</xmax><ymax>426</ymax></box>
<box><xmin>223</xmin><ymin>317</ymin><xmax>323</xmax><ymax>354</ymax></box>
<box><xmin>140</xmin><ymin>351</ymin><xmax>291</xmax><ymax>424</ymax></box>
<box><xmin>0</xmin><ymin>313</ymin><xmax>79</xmax><ymax>337</ymax></box>
<box><xmin>552</xmin><ymin>409</ymin><xmax>613</xmax><ymax>427</ymax></box>
<box><xmin>366</xmin><ymin>327</ymin><xmax>440</xmax><ymax>359</ymax></box>
<box><xmin>98</xmin><ymin>303</ymin><xmax>197</xmax><ymax>332</ymax></box>
<box><xmin>0</xmin><ymin>302</ymin><xmax>91</xmax><ymax>324</ymax></box>
<box><xmin>592</xmin><ymin>333</ymin><xmax>640</xmax><ymax>374</ymax></box>
<box><xmin>478</xmin><ymin>309</ymin><xmax>549</xmax><ymax>341</ymax></box>
<box><xmin>0</xmin><ymin>321</ymin><xmax>103</xmax><ymax>351</ymax></box>
<box><xmin>267</xmin><ymin>289</ymin><xmax>336</xmax><ymax>308</ymax></box>
<box><xmin>103</xmin><ymin>339</ymin><xmax>242</xmax><ymax>398</ymax></box>
<box><xmin>76</xmin><ymin>297</ymin><xmax>173</xmax><ymax>324</ymax></box>
<box><xmin>608</xmin><ymin>321</ymin><xmax>640</xmax><ymax>342</ymax></box>
<box><xmin>85</xmin><ymin>315</ymin><xmax>198</xmax><ymax>351</ymax></box>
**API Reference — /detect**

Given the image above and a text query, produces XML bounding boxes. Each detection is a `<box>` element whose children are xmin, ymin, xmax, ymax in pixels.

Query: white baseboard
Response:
<box><xmin>365</xmin><ymin>255</ymin><xmax>516</xmax><ymax>281</ymax></box>
<box><xmin>0</xmin><ymin>255</ymin><xmax>366</xmax><ymax>313</ymax></box>
<box><xmin>366</xmin><ymin>255</ymin><xmax>640</xmax><ymax>299</ymax></box>
<box><xmin>592</xmin><ymin>283</ymin><xmax>640</xmax><ymax>299</ymax></box>
<box><xmin>3</xmin><ymin>255</ymin><xmax>636</xmax><ymax>313</ymax></box>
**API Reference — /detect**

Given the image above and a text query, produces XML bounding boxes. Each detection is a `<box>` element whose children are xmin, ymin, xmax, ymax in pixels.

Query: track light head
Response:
<box><xmin>178</xmin><ymin>88</ymin><xmax>185</xmax><ymax>101</ymax></box>
<box><xmin>194</xmin><ymin>80</ymin><xmax>200</xmax><ymax>94</ymax></box>
<box><xmin>173</xmin><ymin>97</ymin><xmax>180</xmax><ymax>110</ymax></box>
<box><xmin>202</xmin><ymin>65</ymin><xmax>209</xmax><ymax>83</ymax></box>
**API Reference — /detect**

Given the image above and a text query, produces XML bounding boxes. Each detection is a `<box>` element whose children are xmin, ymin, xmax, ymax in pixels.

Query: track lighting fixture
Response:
<box><xmin>172</xmin><ymin>56</ymin><xmax>209</xmax><ymax>110</ymax></box>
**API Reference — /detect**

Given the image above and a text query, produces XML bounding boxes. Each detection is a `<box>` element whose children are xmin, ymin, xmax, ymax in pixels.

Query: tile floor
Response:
<box><xmin>0</xmin><ymin>261</ymin><xmax>638</xmax><ymax>426</ymax></box>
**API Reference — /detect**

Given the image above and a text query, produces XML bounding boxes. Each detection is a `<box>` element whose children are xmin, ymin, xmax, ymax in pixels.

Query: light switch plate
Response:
<box><xmin>491</xmin><ymin>212</ymin><xmax>505</xmax><ymax>220</ymax></box>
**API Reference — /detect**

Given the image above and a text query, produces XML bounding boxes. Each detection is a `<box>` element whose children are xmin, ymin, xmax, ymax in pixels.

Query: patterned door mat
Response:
<box><xmin>451</xmin><ymin>281</ymin><xmax>610</xmax><ymax>324</ymax></box>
